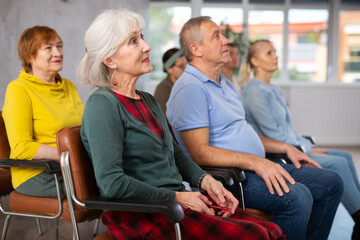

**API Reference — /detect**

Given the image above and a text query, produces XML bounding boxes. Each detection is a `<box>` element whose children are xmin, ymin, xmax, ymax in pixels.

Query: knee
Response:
<box><xmin>281</xmin><ymin>183</ymin><xmax>313</xmax><ymax>217</ymax></box>
<box><xmin>329</xmin><ymin>156</ymin><xmax>351</xmax><ymax>175</ymax></box>
<box><xmin>321</xmin><ymin>169</ymin><xmax>344</xmax><ymax>198</ymax></box>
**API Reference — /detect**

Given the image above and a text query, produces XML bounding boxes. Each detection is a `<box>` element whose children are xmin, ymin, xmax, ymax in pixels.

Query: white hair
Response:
<box><xmin>77</xmin><ymin>8</ymin><xmax>145</xmax><ymax>88</ymax></box>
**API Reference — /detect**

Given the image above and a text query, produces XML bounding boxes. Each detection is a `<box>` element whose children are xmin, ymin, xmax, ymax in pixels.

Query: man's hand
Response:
<box><xmin>253</xmin><ymin>158</ymin><xmax>296</xmax><ymax>196</ymax></box>
<box><xmin>200</xmin><ymin>174</ymin><xmax>238</xmax><ymax>217</ymax></box>
<box><xmin>285</xmin><ymin>145</ymin><xmax>321</xmax><ymax>169</ymax></box>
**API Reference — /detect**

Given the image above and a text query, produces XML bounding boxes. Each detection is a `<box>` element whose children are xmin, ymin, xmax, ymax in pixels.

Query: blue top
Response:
<box><xmin>166</xmin><ymin>64</ymin><xmax>265</xmax><ymax>158</ymax></box>
<box><xmin>241</xmin><ymin>78</ymin><xmax>313</xmax><ymax>153</ymax></box>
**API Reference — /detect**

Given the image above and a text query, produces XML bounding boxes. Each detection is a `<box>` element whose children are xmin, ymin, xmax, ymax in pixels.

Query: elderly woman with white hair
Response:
<box><xmin>78</xmin><ymin>9</ymin><xmax>285</xmax><ymax>239</ymax></box>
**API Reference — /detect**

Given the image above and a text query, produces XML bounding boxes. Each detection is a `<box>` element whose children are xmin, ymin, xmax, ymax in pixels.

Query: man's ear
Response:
<box><xmin>189</xmin><ymin>42</ymin><xmax>202</xmax><ymax>58</ymax></box>
<box><xmin>102</xmin><ymin>57</ymin><xmax>117</xmax><ymax>69</ymax></box>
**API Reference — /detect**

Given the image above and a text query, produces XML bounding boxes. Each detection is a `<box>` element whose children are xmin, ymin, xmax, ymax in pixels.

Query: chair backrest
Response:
<box><xmin>56</xmin><ymin>126</ymin><xmax>99</xmax><ymax>203</ymax></box>
<box><xmin>0</xmin><ymin>111</ymin><xmax>13</xmax><ymax>193</ymax></box>
<box><xmin>0</xmin><ymin>111</ymin><xmax>10</xmax><ymax>159</ymax></box>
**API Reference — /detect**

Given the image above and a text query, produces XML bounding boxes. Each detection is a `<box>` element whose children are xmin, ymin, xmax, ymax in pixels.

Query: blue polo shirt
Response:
<box><xmin>166</xmin><ymin>64</ymin><xmax>265</xmax><ymax>159</ymax></box>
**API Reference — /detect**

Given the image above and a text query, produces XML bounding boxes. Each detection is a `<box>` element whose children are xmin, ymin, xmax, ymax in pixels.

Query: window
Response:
<box><xmin>248</xmin><ymin>10</ymin><xmax>284</xmax><ymax>80</ymax></box>
<box><xmin>338</xmin><ymin>10</ymin><xmax>360</xmax><ymax>83</ymax></box>
<box><xmin>149</xmin><ymin>0</ymin><xmax>360</xmax><ymax>84</ymax></box>
<box><xmin>288</xmin><ymin>9</ymin><xmax>328</xmax><ymax>82</ymax></box>
<box><xmin>201</xmin><ymin>7</ymin><xmax>243</xmax><ymax>26</ymax></box>
<box><xmin>149</xmin><ymin>6</ymin><xmax>191</xmax><ymax>80</ymax></box>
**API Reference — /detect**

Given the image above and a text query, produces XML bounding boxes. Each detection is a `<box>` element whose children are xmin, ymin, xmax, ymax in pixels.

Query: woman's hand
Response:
<box><xmin>175</xmin><ymin>191</ymin><xmax>216</xmax><ymax>216</ymax></box>
<box><xmin>285</xmin><ymin>145</ymin><xmax>321</xmax><ymax>168</ymax></box>
<box><xmin>200</xmin><ymin>175</ymin><xmax>239</xmax><ymax>217</ymax></box>
<box><xmin>310</xmin><ymin>148</ymin><xmax>327</xmax><ymax>155</ymax></box>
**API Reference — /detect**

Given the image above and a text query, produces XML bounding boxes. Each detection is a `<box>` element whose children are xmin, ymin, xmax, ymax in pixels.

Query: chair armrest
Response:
<box><xmin>84</xmin><ymin>196</ymin><xmax>184</xmax><ymax>224</ymax></box>
<box><xmin>202</xmin><ymin>168</ymin><xmax>234</xmax><ymax>187</ymax></box>
<box><xmin>0</xmin><ymin>159</ymin><xmax>60</xmax><ymax>174</ymax></box>
<box><xmin>302</xmin><ymin>135</ymin><xmax>316</xmax><ymax>145</ymax></box>
<box><xmin>202</xmin><ymin>166</ymin><xmax>246</xmax><ymax>183</ymax></box>
<box><xmin>265</xmin><ymin>153</ymin><xmax>292</xmax><ymax>164</ymax></box>
<box><xmin>294</xmin><ymin>145</ymin><xmax>306</xmax><ymax>153</ymax></box>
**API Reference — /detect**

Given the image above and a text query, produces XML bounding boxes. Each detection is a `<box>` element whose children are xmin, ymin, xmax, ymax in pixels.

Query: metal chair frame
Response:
<box><xmin>0</xmin><ymin>160</ymin><xmax>63</xmax><ymax>240</ymax></box>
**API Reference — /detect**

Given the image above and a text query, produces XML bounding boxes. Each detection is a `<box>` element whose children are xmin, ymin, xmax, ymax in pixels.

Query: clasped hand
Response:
<box><xmin>175</xmin><ymin>175</ymin><xmax>238</xmax><ymax>218</ymax></box>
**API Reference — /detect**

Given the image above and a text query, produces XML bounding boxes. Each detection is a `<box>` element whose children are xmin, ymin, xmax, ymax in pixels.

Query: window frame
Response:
<box><xmin>149</xmin><ymin>0</ymin><xmax>360</xmax><ymax>83</ymax></box>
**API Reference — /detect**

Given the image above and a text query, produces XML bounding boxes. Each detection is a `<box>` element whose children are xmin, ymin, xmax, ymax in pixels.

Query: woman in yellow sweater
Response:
<box><xmin>2</xmin><ymin>26</ymin><xmax>84</xmax><ymax>197</ymax></box>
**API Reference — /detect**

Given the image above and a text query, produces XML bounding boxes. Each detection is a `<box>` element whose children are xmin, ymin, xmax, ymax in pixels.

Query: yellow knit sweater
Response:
<box><xmin>2</xmin><ymin>70</ymin><xmax>84</xmax><ymax>188</ymax></box>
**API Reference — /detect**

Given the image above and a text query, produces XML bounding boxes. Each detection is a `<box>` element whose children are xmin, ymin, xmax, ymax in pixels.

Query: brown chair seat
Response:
<box><xmin>8</xmin><ymin>191</ymin><xmax>100</xmax><ymax>222</ymax></box>
<box><xmin>0</xmin><ymin>169</ymin><xmax>12</xmax><ymax>192</ymax></box>
<box><xmin>246</xmin><ymin>208</ymin><xmax>274</xmax><ymax>221</ymax></box>
<box><xmin>93</xmin><ymin>230</ymin><xmax>111</xmax><ymax>240</ymax></box>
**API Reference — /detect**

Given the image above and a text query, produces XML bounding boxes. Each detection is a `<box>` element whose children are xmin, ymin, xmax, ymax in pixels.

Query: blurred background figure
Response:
<box><xmin>240</xmin><ymin>39</ymin><xmax>360</xmax><ymax>240</ymax></box>
<box><xmin>154</xmin><ymin>48</ymin><xmax>186</xmax><ymax>114</ymax></box>
<box><xmin>221</xmin><ymin>43</ymin><xmax>242</xmax><ymax>92</ymax></box>
<box><xmin>2</xmin><ymin>26</ymin><xmax>83</xmax><ymax>198</ymax></box>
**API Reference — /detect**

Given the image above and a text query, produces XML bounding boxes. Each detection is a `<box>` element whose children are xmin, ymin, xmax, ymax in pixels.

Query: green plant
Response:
<box><xmin>222</xmin><ymin>23</ymin><xmax>249</xmax><ymax>60</ymax></box>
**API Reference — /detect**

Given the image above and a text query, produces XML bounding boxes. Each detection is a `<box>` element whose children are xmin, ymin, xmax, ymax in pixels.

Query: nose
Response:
<box><xmin>53</xmin><ymin>47</ymin><xmax>62</xmax><ymax>57</ymax></box>
<box><xmin>221</xmin><ymin>34</ymin><xmax>229</xmax><ymax>45</ymax></box>
<box><xmin>142</xmin><ymin>40</ymin><xmax>151</xmax><ymax>53</ymax></box>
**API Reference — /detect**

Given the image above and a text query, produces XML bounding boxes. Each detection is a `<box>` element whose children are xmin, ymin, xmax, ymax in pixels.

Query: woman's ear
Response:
<box><xmin>250</xmin><ymin>57</ymin><xmax>258</xmax><ymax>68</ymax></box>
<box><xmin>102</xmin><ymin>57</ymin><xmax>117</xmax><ymax>69</ymax></box>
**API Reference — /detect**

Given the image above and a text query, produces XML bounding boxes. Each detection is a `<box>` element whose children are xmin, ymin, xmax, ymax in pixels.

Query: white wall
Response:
<box><xmin>278</xmin><ymin>83</ymin><xmax>360</xmax><ymax>146</ymax></box>
<box><xmin>0</xmin><ymin>0</ymin><xmax>149</xmax><ymax>107</ymax></box>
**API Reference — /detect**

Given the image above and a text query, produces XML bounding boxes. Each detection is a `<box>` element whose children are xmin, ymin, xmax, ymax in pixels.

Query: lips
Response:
<box><xmin>51</xmin><ymin>59</ymin><xmax>62</xmax><ymax>64</ymax></box>
<box><xmin>142</xmin><ymin>57</ymin><xmax>150</xmax><ymax>63</ymax></box>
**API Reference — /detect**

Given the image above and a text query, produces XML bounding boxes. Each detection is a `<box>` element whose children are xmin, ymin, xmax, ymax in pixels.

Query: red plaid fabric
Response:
<box><xmin>114</xmin><ymin>91</ymin><xmax>164</xmax><ymax>138</ymax></box>
<box><xmin>102</xmin><ymin>208</ymin><xmax>285</xmax><ymax>240</ymax></box>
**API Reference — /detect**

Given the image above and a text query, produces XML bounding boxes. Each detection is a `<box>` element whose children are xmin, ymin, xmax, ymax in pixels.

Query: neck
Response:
<box><xmin>169</xmin><ymin>74</ymin><xmax>177</xmax><ymax>84</ymax></box>
<box><xmin>191</xmin><ymin>59</ymin><xmax>222</xmax><ymax>84</ymax></box>
<box><xmin>254</xmin><ymin>70</ymin><xmax>273</xmax><ymax>85</ymax></box>
<box><xmin>221</xmin><ymin>66</ymin><xmax>233</xmax><ymax>80</ymax></box>
<box><xmin>30</xmin><ymin>70</ymin><xmax>57</xmax><ymax>84</ymax></box>
<box><xmin>111</xmin><ymin>72</ymin><xmax>139</xmax><ymax>99</ymax></box>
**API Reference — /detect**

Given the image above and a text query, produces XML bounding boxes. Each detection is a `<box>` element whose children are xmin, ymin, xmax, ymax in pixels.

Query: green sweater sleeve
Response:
<box><xmin>81</xmin><ymin>92</ymin><xmax>176</xmax><ymax>201</ymax></box>
<box><xmin>173</xmin><ymin>139</ymin><xmax>206</xmax><ymax>187</ymax></box>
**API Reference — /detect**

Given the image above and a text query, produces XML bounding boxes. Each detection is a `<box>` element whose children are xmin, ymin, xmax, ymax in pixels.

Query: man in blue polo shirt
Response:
<box><xmin>166</xmin><ymin>16</ymin><xmax>343</xmax><ymax>240</ymax></box>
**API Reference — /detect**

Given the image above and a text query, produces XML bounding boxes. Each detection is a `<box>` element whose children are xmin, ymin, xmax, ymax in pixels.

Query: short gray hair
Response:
<box><xmin>179</xmin><ymin>16</ymin><xmax>211</xmax><ymax>62</ymax></box>
<box><xmin>77</xmin><ymin>9</ymin><xmax>145</xmax><ymax>88</ymax></box>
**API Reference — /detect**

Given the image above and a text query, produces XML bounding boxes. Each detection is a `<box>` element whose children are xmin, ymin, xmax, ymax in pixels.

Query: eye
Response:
<box><xmin>140</xmin><ymin>33</ymin><xmax>144</xmax><ymax>40</ymax></box>
<box><xmin>129</xmin><ymin>38</ymin><xmax>137</xmax><ymax>45</ymax></box>
<box><xmin>57</xmin><ymin>44</ymin><xmax>63</xmax><ymax>49</ymax></box>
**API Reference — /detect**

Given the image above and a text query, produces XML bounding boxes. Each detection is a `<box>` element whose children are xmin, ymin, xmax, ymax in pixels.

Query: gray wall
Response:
<box><xmin>278</xmin><ymin>83</ymin><xmax>360</xmax><ymax>146</ymax></box>
<box><xmin>0</xmin><ymin>0</ymin><xmax>149</xmax><ymax>107</ymax></box>
<box><xmin>1</xmin><ymin>0</ymin><xmax>359</xmax><ymax>146</ymax></box>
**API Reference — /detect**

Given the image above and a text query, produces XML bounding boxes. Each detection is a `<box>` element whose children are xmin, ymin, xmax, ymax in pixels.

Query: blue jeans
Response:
<box><xmin>243</xmin><ymin>161</ymin><xmax>343</xmax><ymax>240</ymax></box>
<box><xmin>309</xmin><ymin>149</ymin><xmax>360</xmax><ymax>215</ymax></box>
